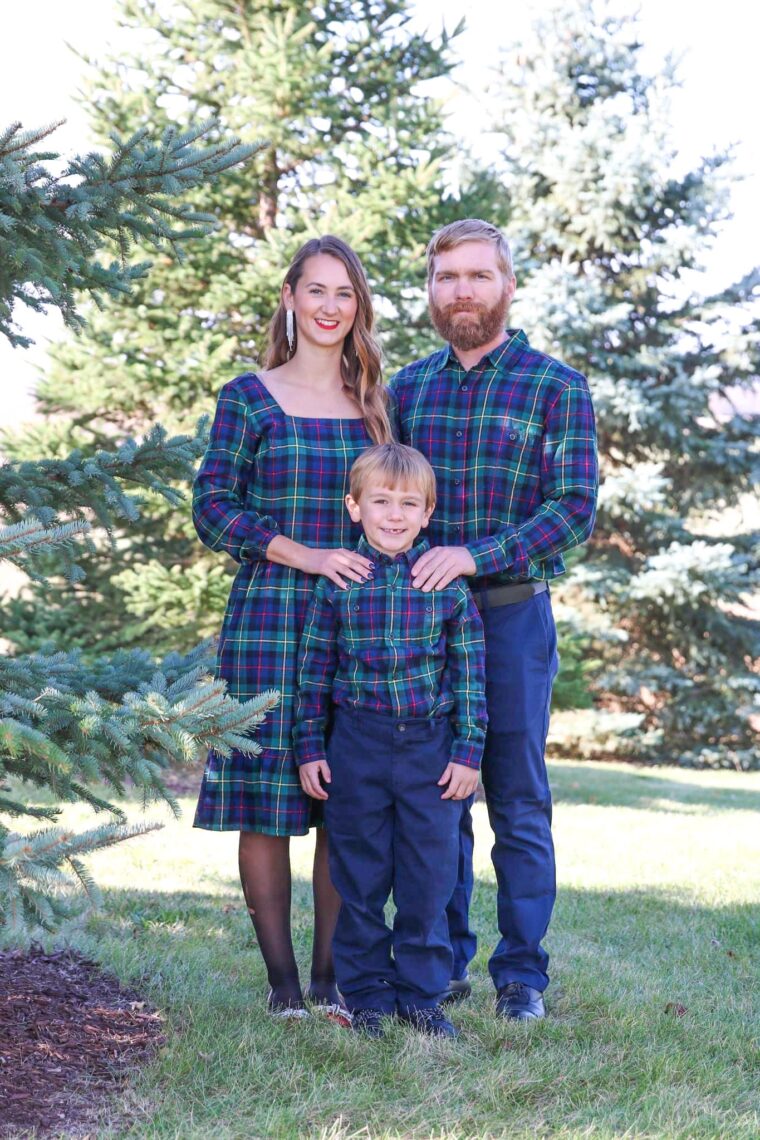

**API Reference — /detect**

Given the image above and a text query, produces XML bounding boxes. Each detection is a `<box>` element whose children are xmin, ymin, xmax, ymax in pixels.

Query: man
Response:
<box><xmin>389</xmin><ymin>219</ymin><xmax>598</xmax><ymax>1020</ymax></box>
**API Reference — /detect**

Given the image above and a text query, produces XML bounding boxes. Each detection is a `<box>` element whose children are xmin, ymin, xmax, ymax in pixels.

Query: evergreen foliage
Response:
<box><xmin>0</xmin><ymin>118</ymin><xmax>258</xmax><ymax>347</ymax></box>
<box><xmin>493</xmin><ymin>3</ymin><xmax>759</xmax><ymax>767</ymax></box>
<box><xmin>1</xmin><ymin>0</ymin><xmax>506</xmax><ymax>659</ymax></box>
<box><xmin>1</xmin><ymin>117</ymin><xmax>278</xmax><ymax>934</ymax></box>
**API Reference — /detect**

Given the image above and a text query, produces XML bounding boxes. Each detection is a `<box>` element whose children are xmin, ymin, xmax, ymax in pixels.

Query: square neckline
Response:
<box><xmin>250</xmin><ymin>372</ymin><xmax>367</xmax><ymax>423</ymax></box>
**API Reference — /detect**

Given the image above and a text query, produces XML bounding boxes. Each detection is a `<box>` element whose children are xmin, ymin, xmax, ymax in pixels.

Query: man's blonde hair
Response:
<box><xmin>349</xmin><ymin>443</ymin><xmax>436</xmax><ymax>510</ymax></box>
<box><xmin>427</xmin><ymin>218</ymin><xmax>513</xmax><ymax>278</ymax></box>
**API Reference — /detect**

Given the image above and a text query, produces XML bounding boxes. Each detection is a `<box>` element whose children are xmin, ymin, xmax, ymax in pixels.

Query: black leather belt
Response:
<box><xmin>471</xmin><ymin>580</ymin><xmax>548</xmax><ymax>610</ymax></box>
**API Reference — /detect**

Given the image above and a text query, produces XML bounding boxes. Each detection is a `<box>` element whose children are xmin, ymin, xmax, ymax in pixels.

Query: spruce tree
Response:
<box><xmin>3</xmin><ymin>0</ymin><xmax>505</xmax><ymax>657</ymax></box>
<box><xmin>0</xmin><ymin>118</ymin><xmax>279</xmax><ymax>935</ymax></box>
<box><xmin>491</xmin><ymin>3</ymin><xmax>759</xmax><ymax>767</ymax></box>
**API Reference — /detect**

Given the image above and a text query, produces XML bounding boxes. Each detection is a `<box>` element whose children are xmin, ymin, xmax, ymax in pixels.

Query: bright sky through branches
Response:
<box><xmin>2</xmin><ymin>0</ymin><xmax>758</xmax><ymax>428</ymax></box>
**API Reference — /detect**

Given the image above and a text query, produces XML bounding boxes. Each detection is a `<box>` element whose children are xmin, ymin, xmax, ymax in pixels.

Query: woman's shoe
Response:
<box><xmin>305</xmin><ymin>987</ymin><xmax>353</xmax><ymax>1028</ymax></box>
<box><xmin>267</xmin><ymin>989</ymin><xmax>310</xmax><ymax>1020</ymax></box>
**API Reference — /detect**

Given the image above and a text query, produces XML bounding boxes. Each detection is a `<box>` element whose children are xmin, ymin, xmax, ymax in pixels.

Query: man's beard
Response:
<box><xmin>429</xmin><ymin>290</ymin><xmax>511</xmax><ymax>352</ymax></box>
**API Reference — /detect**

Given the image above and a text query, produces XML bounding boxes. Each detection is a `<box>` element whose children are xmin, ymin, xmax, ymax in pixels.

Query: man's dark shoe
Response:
<box><xmin>441</xmin><ymin>974</ymin><xmax>472</xmax><ymax>1005</ymax></box>
<box><xmin>496</xmin><ymin>981</ymin><xmax>545</xmax><ymax>1021</ymax></box>
<box><xmin>399</xmin><ymin>1005</ymin><xmax>459</xmax><ymax>1038</ymax></box>
<box><xmin>351</xmin><ymin>1007</ymin><xmax>387</xmax><ymax>1038</ymax></box>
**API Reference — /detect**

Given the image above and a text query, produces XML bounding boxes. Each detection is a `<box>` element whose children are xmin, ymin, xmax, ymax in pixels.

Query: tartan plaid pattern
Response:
<box><xmin>390</xmin><ymin>330</ymin><xmax>598</xmax><ymax>585</ymax></box>
<box><xmin>192</xmin><ymin>372</ymin><xmax>371</xmax><ymax>835</ymax></box>
<box><xmin>294</xmin><ymin>536</ymin><xmax>487</xmax><ymax>770</ymax></box>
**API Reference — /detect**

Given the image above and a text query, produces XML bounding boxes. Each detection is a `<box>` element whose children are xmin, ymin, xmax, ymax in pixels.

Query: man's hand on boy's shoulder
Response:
<box><xmin>299</xmin><ymin>758</ymin><xmax>332</xmax><ymax>800</ymax></box>
<box><xmin>411</xmin><ymin>546</ymin><xmax>476</xmax><ymax>592</ymax></box>
<box><xmin>438</xmin><ymin>761</ymin><xmax>480</xmax><ymax>801</ymax></box>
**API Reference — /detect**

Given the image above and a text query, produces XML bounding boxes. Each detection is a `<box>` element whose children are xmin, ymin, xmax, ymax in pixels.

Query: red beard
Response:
<box><xmin>430</xmin><ymin>292</ymin><xmax>511</xmax><ymax>352</ymax></box>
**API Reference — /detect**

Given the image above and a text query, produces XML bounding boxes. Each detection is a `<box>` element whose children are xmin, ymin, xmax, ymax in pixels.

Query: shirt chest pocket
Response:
<box><xmin>398</xmin><ymin>592</ymin><xmax>450</xmax><ymax>650</ymax></box>
<box><xmin>483</xmin><ymin>417</ymin><xmax>542</xmax><ymax>475</ymax></box>
<box><xmin>342</xmin><ymin>588</ymin><xmax>452</xmax><ymax>651</ymax></box>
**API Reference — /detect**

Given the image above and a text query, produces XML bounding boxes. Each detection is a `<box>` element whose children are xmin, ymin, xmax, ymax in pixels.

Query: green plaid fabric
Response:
<box><xmin>192</xmin><ymin>373</ymin><xmax>372</xmax><ymax>835</ymax></box>
<box><xmin>390</xmin><ymin>330</ymin><xmax>598</xmax><ymax>585</ymax></box>
<box><xmin>294</xmin><ymin>536</ymin><xmax>487</xmax><ymax>770</ymax></box>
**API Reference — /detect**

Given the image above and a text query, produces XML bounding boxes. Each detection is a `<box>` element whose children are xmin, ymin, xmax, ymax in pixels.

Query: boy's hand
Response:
<box><xmin>299</xmin><ymin>759</ymin><xmax>332</xmax><ymax>800</ymax></box>
<box><xmin>438</xmin><ymin>762</ymin><xmax>479</xmax><ymax>800</ymax></box>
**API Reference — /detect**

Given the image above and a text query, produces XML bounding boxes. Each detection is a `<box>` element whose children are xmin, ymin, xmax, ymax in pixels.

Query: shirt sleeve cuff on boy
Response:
<box><xmin>292</xmin><ymin>728</ymin><xmax>328</xmax><ymax>768</ymax></box>
<box><xmin>450</xmin><ymin>739</ymin><xmax>483</xmax><ymax>771</ymax></box>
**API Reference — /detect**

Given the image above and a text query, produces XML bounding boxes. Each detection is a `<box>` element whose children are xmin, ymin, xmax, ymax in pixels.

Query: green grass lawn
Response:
<box><xmin>25</xmin><ymin>761</ymin><xmax>760</xmax><ymax>1138</ymax></box>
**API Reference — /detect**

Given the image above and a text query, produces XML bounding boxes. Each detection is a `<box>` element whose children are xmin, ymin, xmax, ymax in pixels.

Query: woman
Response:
<box><xmin>192</xmin><ymin>236</ymin><xmax>392</xmax><ymax>1016</ymax></box>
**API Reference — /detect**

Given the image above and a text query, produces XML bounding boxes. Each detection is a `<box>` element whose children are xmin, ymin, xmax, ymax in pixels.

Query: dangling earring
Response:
<box><xmin>286</xmin><ymin>309</ymin><xmax>295</xmax><ymax>354</ymax></box>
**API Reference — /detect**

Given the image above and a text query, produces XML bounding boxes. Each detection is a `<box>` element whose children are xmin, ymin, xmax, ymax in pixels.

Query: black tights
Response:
<box><xmin>238</xmin><ymin>829</ymin><xmax>341</xmax><ymax>1009</ymax></box>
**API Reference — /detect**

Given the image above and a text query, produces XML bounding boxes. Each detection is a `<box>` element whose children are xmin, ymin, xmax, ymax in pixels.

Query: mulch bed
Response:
<box><xmin>0</xmin><ymin>946</ymin><xmax>165</xmax><ymax>1138</ymax></box>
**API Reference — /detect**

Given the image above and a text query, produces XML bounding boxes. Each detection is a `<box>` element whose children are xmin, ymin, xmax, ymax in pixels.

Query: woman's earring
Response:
<box><xmin>286</xmin><ymin>309</ymin><xmax>295</xmax><ymax>354</ymax></box>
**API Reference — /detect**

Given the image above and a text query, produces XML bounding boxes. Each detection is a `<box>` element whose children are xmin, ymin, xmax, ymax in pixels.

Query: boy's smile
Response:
<box><xmin>346</xmin><ymin>481</ymin><xmax>433</xmax><ymax>557</ymax></box>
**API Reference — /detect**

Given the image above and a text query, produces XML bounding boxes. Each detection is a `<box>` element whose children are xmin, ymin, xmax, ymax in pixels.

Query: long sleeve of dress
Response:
<box><xmin>192</xmin><ymin>380</ymin><xmax>282</xmax><ymax>563</ymax></box>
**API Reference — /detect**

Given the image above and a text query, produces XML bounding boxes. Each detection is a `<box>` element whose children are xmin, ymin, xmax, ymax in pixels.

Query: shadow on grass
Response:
<box><xmin>549</xmin><ymin>761</ymin><xmax>760</xmax><ymax>814</ymax></box>
<box><xmin>61</xmin><ymin>877</ymin><xmax>760</xmax><ymax>1138</ymax></box>
<box><xmin>85</xmin><ymin>877</ymin><xmax>759</xmax><ymax>1005</ymax></box>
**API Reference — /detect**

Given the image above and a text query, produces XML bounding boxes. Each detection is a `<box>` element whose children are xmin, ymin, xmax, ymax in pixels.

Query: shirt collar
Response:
<box><xmin>357</xmin><ymin>534</ymin><xmax>430</xmax><ymax>567</ymax></box>
<box><xmin>442</xmin><ymin>328</ymin><xmax>526</xmax><ymax>371</ymax></box>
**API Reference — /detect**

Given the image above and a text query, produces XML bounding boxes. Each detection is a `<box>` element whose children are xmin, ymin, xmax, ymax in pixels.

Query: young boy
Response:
<box><xmin>293</xmin><ymin>442</ymin><xmax>487</xmax><ymax>1038</ymax></box>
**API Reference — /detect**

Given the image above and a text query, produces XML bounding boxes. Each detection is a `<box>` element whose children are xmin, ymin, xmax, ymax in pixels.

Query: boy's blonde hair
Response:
<box><xmin>349</xmin><ymin>443</ymin><xmax>436</xmax><ymax>510</ymax></box>
<box><xmin>427</xmin><ymin>218</ymin><xmax>513</xmax><ymax>278</ymax></box>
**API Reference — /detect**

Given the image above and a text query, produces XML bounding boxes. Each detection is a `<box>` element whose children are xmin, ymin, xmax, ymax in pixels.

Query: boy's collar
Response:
<box><xmin>357</xmin><ymin>533</ymin><xmax>430</xmax><ymax>567</ymax></box>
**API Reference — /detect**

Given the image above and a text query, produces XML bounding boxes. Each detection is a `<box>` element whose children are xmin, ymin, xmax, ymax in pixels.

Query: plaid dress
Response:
<box><xmin>192</xmin><ymin>372</ymin><xmax>371</xmax><ymax>835</ymax></box>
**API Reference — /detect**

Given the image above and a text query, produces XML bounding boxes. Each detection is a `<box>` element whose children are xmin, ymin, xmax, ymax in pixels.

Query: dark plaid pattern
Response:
<box><xmin>390</xmin><ymin>330</ymin><xmax>598</xmax><ymax>585</ymax></box>
<box><xmin>294</xmin><ymin>537</ymin><xmax>487</xmax><ymax>770</ymax></box>
<box><xmin>192</xmin><ymin>372</ymin><xmax>372</xmax><ymax>835</ymax></box>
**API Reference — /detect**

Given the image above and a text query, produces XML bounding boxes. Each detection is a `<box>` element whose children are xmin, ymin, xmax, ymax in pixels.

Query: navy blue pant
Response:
<box><xmin>446</xmin><ymin>590</ymin><xmax>559</xmax><ymax>991</ymax></box>
<box><xmin>324</xmin><ymin>708</ymin><xmax>460</xmax><ymax>1014</ymax></box>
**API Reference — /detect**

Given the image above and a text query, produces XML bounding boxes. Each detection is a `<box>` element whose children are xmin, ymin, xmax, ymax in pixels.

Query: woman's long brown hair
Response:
<box><xmin>264</xmin><ymin>236</ymin><xmax>392</xmax><ymax>445</ymax></box>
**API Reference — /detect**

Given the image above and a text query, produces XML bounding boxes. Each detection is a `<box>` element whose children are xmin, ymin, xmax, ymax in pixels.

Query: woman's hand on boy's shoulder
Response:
<box><xmin>304</xmin><ymin>546</ymin><xmax>374</xmax><ymax>589</ymax></box>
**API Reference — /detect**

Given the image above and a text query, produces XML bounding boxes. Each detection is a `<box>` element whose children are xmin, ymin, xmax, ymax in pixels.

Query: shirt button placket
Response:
<box><xmin>455</xmin><ymin>375</ymin><xmax>470</xmax><ymax>542</ymax></box>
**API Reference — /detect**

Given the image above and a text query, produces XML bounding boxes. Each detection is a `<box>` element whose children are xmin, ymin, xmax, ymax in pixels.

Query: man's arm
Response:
<box><xmin>467</xmin><ymin>376</ymin><xmax>598</xmax><ymax>579</ymax></box>
<box><xmin>414</xmin><ymin>376</ymin><xmax>598</xmax><ymax>590</ymax></box>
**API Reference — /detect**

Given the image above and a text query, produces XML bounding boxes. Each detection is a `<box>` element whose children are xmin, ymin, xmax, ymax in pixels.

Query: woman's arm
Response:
<box><xmin>266</xmin><ymin>535</ymin><xmax>373</xmax><ymax>588</ymax></box>
<box><xmin>194</xmin><ymin>380</ymin><xmax>374</xmax><ymax>586</ymax></box>
<box><xmin>192</xmin><ymin>382</ymin><xmax>280</xmax><ymax>563</ymax></box>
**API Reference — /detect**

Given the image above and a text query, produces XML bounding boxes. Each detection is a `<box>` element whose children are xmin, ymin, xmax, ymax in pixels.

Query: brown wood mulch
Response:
<box><xmin>0</xmin><ymin>946</ymin><xmax>165</xmax><ymax>1138</ymax></box>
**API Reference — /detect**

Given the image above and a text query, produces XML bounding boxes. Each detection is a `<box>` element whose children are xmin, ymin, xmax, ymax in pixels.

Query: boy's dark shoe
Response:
<box><xmin>399</xmin><ymin>1005</ymin><xmax>459</xmax><ymax>1038</ymax></box>
<box><xmin>351</xmin><ymin>1007</ymin><xmax>387</xmax><ymax>1038</ymax></box>
<box><xmin>441</xmin><ymin>974</ymin><xmax>472</xmax><ymax>1005</ymax></box>
<box><xmin>495</xmin><ymin>982</ymin><xmax>545</xmax><ymax>1021</ymax></box>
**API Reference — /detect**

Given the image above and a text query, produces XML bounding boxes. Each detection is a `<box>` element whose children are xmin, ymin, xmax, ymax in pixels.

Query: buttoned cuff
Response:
<box><xmin>239</xmin><ymin>514</ymin><xmax>282</xmax><ymax>560</ymax></box>
<box><xmin>466</xmin><ymin>531</ymin><xmax>526</xmax><ymax>579</ymax></box>
<box><xmin>450</xmin><ymin>738</ymin><xmax>483</xmax><ymax>770</ymax></box>
<box><xmin>292</xmin><ymin>726</ymin><xmax>328</xmax><ymax>768</ymax></box>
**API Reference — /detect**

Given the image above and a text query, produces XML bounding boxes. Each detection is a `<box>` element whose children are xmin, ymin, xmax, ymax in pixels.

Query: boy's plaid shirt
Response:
<box><xmin>389</xmin><ymin>330</ymin><xmax>598</xmax><ymax>584</ymax></box>
<box><xmin>294</xmin><ymin>537</ymin><xmax>487</xmax><ymax>770</ymax></box>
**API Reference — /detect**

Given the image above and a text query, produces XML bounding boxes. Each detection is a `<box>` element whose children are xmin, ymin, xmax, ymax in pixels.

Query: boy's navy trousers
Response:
<box><xmin>324</xmin><ymin>707</ymin><xmax>461</xmax><ymax>1014</ymax></box>
<box><xmin>447</xmin><ymin>589</ymin><xmax>559</xmax><ymax>992</ymax></box>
